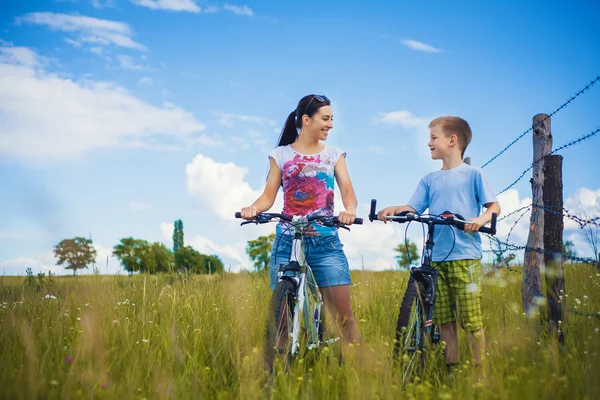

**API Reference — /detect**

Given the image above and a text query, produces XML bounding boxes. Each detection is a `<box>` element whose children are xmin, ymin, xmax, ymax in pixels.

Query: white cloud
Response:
<box><xmin>138</xmin><ymin>76</ymin><xmax>153</xmax><ymax>85</ymax></box>
<box><xmin>92</xmin><ymin>0</ymin><xmax>115</xmax><ymax>8</ymax></box>
<box><xmin>224</xmin><ymin>4</ymin><xmax>254</xmax><ymax>17</ymax></box>
<box><xmin>18</xmin><ymin>12</ymin><xmax>146</xmax><ymax>51</ymax></box>
<box><xmin>160</xmin><ymin>222</ymin><xmax>175</xmax><ymax>247</ymax></box>
<box><xmin>216</xmin><ymin>112</ymin><xmax>277</xmax><ymax>128</ymax></box>
<box><xmin>401</xmin><ymin>39</ymin><xmax>442</xmax><ymax>53</ymax></box>
<box><xmin>132</xmin><ymin>0</ymin><xmax>218</xmax><ymax>13</ymax></box>
<box><xmin>0</xmin><ymin>43</ymin><xmax>206</xmax><ymax>160</ymax></box>
<box><xmin>187</xmin><ymin>235</ymin><xmax>245</xmax><ymax>264</ymax></box>
<box><xmin>128</xmin><ymin>201</ymin><xmax>151</xmax><ymax>211</ymax></box>
<box><xmin>376</xmin><ymin>110</ymin><xmax>428</xmax><ymax>128</ymax></box>
<box><xmin>0</xmin><ymin>42</ymin><xmax>44</xmax><ymax>67</ymax></box>
<box><xmin>188</xmin><ymin>135</ymin><xmax>224</xmax><ymax>148</ymax></box>
<box><xmin>116</xmin><ymin>54</ymin><xmax>145</xmax><ymax>70</ymax></box>
<box><xmin>186</xmin><ymin>154</ymin><xmax>264</xmax><ymax>220</ymax></box>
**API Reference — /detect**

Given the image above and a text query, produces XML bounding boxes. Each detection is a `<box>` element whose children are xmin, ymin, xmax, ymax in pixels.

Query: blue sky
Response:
<box><xmin>1</xmin><ymin>0</ymin><xmax>599</xmax><ymax>275</ymax></box>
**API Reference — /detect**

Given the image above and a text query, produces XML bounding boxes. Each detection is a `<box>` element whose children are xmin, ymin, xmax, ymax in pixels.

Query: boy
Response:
<box><xmin>378</xmin><ymin>116</ymin><xmax>501</xmax><ymax>371</ymax></box>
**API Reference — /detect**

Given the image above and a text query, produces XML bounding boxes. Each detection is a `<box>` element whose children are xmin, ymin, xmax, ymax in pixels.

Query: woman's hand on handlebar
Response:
<box><xmin>240</xmin><ymin>205</ymin><xmax>260</xmax><ymax>220</ymax></box>
<box><xmin>338</xmin><ymin>208</ymin><xmax>357</xmax><ymax>225</ymax></box>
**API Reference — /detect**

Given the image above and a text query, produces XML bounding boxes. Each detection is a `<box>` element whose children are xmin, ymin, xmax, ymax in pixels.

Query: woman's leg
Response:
<box><xmin>320</xmin><ymin>284</ymin><xmax>362</xmax><ymax>345</ymax></box>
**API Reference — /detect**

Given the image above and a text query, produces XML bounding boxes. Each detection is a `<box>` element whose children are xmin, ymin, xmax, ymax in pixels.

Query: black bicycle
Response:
<box><xmin>235</xmin><ymin>212</ymin><xmax>362</xmax><ymax>372</ymax></box>
<box><xmin>368</xmin><ymin>199</ymin><xmax>497</xmax><ymax>387</ymax></box>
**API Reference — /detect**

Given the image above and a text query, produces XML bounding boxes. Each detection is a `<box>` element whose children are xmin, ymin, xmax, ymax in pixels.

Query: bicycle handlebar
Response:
<box><xmin>234</xmin><ymin>212</ymin><xmax>363</xmax><ymax>226</ymax></box>
<box><xmin>368</xmin><ymin>199</ymin><xmax>497</xmax><ymax>235</ymax></box>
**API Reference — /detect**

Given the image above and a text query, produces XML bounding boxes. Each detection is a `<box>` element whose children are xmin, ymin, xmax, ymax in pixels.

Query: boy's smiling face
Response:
<box><xmin>428</xmin><ymin>126</ymin><xmax>456</xmax><ymax>160</ymax></box>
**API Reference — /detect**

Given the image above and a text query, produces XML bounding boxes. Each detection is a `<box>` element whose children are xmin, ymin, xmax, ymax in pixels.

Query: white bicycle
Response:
<box><xmin>235</xmin><ymin>212</ymin><xmax>362</xmax><ymax>371</ymax></box>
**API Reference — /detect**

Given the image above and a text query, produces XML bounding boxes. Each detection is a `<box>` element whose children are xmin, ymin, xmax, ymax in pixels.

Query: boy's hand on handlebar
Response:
<box><xmin>338</xmin><ymin>208</ymin><xmax>356</xmax><ymax>225</ymax></box>
<box><xmin>240</xmin><ymin>206</ymin><xmax>259</xmax><ymax>220</ymax></box>
<box><xmin>377</xmin><ymin>206</ymin><xmax>398</xmax><ymax>223</ymax></box>
<box><xmin>464</xmin><ymin>215</ymin><xmax>486</xmax><ymax>233</ymax></box>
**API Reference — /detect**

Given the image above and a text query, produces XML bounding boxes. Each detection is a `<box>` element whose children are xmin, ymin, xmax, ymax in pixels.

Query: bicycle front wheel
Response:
<box><xmin>264</xmin><ymin>279</ymin><xmax>296</xmax><ymax>372</ymax></box>
<box><xmin>395</xmin><ymin>280</ymin><xmax>425</xmax><ymax>386</ymax></box>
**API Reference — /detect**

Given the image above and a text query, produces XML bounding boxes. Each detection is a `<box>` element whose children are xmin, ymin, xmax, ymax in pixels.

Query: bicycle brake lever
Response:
<box><xmin>240</xmin><ymin>220</ymin><xmax>256</xmax><ymax>226</ymax></box>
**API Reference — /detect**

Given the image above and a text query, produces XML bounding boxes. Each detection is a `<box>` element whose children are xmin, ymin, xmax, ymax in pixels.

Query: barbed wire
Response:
<box><xmin>496</xmin><ymin>127</ymin><xmax>600</xmax><ymax>195</ymax></box>
<box><xmin>496</xmin><ymin>203</ymin><xmax>600</xmax><ymax>230</ymax></box>
<box><xmin>484</xmin><ymin>236</ymin><xmax>599</xmax><ymax>266</ymax></box>
<box><xmin>498</xmin><ymin>205</ymin><xmax>532</xmax><ymax>222</ymax></box>
<box><xmin>484</xmin><ymin>242</ymin><xmax>600</xmax><ymax>320</ymax></box>
<box><xmin>481</xmin><ymin>75</ymin><xmax>600</xmax><ymax>169</ymax></box>
<box><xmin>506</xmin><ymin>207</ymin><xmax>531</xmax><ymax>243</ymax></box>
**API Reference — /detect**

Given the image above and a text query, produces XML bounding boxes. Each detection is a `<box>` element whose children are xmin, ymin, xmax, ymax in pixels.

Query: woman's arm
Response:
<box><xmin>334</xmin><ymin>156</ymin><xmax>358</xmax><ymax>225</ymax></box>
<box><xmin>240</xmin><ymin>158</ymin><xmax>281</xmax><ymax>219</ymax></box>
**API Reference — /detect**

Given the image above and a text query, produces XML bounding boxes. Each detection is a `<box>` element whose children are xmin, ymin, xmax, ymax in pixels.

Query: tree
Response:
<box><xmin>151</xmin><ymin>242</ymin><xmax>175</xmax><ymax>273</ymax></box>
<box><xmin>580</xmin><ymin>211</ymin><xmax>599</xmax><ymax>262</ymax></box>
<box><xmin>174</xmin><ymin>247</ymin><xmax>224</xmax><ymax>274</ymax></box>
<box><xmin>394</xmin><ymin>239</ymin><xmax>419</xmax><ymax>270</ymax></box>
<box><xmin>246</xmin><ymin>233</ymin><xmax>276</xmax><ymax>272</ymax></box>
<box><xmin>562</xmin><ymin>240</ymin><xmax>578</xmax><ymax>264</ymax></box>
<box><xmin>173</xmin><ymin>219</ymin><xmax>184</xmax><ymax>254</ymax></box>
<box><xmin>112</xmin><ymin>238</ymin><xmax>152</xmax><ymax>273</ymax></box>
<box><xmin>202</xmin><ymin>254</ymin><xmax>224</xmax><ymax>274</ymax></box>
<box><xmin>53</xmin><ymin>237</ymin><xmax>97</xmax><ymax>276</ymax></box>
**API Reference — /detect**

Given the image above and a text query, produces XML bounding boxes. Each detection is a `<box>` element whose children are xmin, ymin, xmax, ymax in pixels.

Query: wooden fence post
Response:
<box><xmin>543</xmin><ymin>154</ymin><xmax>565</xmax><ymax>343</ymax></box>
<box><xmin>522</xmin><ymin>114</ymin><xmax>552</xmax><ymax>316</ymax></box>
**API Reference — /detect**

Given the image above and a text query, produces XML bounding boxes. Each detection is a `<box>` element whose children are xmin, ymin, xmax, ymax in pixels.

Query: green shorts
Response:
<box><xmin>432</xmin><ymin>259</ymin><xmax>483</xmax><ymax>331</ymax></box>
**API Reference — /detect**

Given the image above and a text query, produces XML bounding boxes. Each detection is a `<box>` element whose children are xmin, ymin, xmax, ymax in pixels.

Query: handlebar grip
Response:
<box><xmin>369</xmin><ymin>199</ymin><xmax>377</xmax><ymax>222</ymax></box>
<box><xmin>478</xmin><ymin>213</ymin><xmax>497</xmax><ymax>235</ymax></box>
<box><xmin>354</xmin><ymin>218</ymin><xmax>363</xmax><ymax>225</ymax></box>
<box><xmin>235</xmin><ymin>212</ymin><xmax>242</xmax><ymax>218</ymax></box>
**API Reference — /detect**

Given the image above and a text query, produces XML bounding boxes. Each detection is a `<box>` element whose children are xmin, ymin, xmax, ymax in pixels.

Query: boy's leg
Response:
<box><xmin>470</xmin><ymin>328</ymin><xmax>486</xmax><ymax>366</ymax></box>
<box><xmin>452</xmin><ymin>259</ymin><xmax>485</xmax><ymax>365</ymax></box>
<box><xmin>440</xmin><ymin>322</ymin><xmax>459</xmax><ymax>365</ymax></box>
<box><xmin>432</xmin><ymin>261</ymin><xmax>458</xmax><ymax>366</ymax></box>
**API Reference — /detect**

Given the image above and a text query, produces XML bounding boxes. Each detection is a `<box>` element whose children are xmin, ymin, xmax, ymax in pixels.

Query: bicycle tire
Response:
<box><xmin>394</xmin><ymin>279</ymin><xmax>425</xmax><ymax>386</ymax></box>
<box><xmin>264</xmin><ymin>279</ymin><xmax>296</xmax><ymax>372</ymax></box>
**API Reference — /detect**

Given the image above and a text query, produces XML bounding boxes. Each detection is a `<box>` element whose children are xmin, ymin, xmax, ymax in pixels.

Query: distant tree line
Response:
<box><xmin>52</xmin><ymin>219</ymin><xmax>223</xmax><ymax>275</ymax></box>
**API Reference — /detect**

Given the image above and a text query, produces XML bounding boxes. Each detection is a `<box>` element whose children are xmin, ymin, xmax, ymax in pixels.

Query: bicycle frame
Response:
<box><xmin>276</xmin><ymin>217</ymin><xmax>327</xmax><ymax>356</ymax></box>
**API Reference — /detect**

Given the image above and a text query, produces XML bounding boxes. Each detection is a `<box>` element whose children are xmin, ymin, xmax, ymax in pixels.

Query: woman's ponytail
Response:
<box><xmin>276</xmin><ymin>110</ymin><xmax>299</xmax><ymax>147</ymax></box>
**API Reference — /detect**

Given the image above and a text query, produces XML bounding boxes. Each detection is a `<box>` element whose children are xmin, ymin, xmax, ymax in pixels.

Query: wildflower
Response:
<box><xmin>65</xmin><ymin>356</ymin><xmax>73</xmax><ymax>363</ymax></box>
<box><xmin>76</xmin><ymin>317</ymin><xmax>81</xmax><ymax>321</ymax></box>
<box><xmin>43</xmin><ymin>294</ymin><xmax>57</xmax><ymax>300</ymax></box>
<box><xmin>102</xmin><ymin>383</ymin><xmax>109</xmax><ymax>390</ymax></box>
<box><xmin>141</xmin><ymin>339</ymin><xmax>149</xmax><ymax>343</ymax></box>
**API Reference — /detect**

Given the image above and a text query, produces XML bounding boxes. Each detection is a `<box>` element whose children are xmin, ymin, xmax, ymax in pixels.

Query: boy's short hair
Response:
<box><xmin>429</xmin><ymin>116</ymin><xmax>472</xmax><ymax>157</ymax></box>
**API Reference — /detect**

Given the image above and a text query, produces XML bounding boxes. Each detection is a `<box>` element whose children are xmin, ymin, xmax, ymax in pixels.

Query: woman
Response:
<box><xmin>240</xmin><ymin>94</ymin><xmax>362</xmax><ymax>346</ymax></box>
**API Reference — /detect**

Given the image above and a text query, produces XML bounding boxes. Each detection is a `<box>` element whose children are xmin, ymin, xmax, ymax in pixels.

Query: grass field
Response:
<box><xmin>1</xmin><ymin>265</ymin><xmax>599</xmax><ymax>399</ymax></box>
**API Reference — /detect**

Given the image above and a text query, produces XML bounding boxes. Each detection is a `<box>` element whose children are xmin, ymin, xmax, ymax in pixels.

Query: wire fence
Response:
<box><xmin>481</xmin><ymin>75</ymin><xmax>600</xmax><ymax>169</ymax></box>
<box><xmin>472</xmin><ymin>75</ymin><xmax>600</xmax><ymax>321</ymax></box>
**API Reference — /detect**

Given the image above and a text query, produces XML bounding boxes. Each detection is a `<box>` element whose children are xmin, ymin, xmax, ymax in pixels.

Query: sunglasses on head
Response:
<box><xmin>304</xmin><ymin>95</ymin><xmax>330</xmax><ymax>111</ymax></box>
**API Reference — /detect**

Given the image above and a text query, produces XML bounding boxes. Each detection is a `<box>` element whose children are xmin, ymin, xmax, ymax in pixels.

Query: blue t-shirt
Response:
<box><xmin>408</xmin><ymin>163</ymin><xmax>497</xmax><ymax>262</ymax></box>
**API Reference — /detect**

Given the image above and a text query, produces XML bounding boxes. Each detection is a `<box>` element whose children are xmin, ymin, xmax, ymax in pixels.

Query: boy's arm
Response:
<box><xmin>377</xmin><ymin>205</ymin><xmax>417</xmax><ymax>222</ymax></box>
<box><xmin>464</xmin><ymin>201</ymin><xmax>501</xmax><ymax>233</ymax></box>
<box><xmin>378</xmin><ymin>177</ymin><xmax>428</xmax><ymax>222</ymax></box>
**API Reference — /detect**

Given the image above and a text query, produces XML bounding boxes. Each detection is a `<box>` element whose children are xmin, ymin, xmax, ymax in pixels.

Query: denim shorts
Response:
<box><xmin>269</xmin><ymin>233</ymin><xmax>351</xmax><ymax>290</ymax></box>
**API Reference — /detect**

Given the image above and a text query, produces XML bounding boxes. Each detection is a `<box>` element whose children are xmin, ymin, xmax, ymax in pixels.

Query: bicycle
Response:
<box><xmin>368</xmin><ymin>199</ymin><xmax>497</xmax><ymax>387</ymax></box>
<box><xmin>235</xmin><ymin>211</ymin><xmax>363</xmax><ymax>371</ymax></box>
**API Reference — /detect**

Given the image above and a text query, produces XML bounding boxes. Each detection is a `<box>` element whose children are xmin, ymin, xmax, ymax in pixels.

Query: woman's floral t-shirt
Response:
<box><xmin>269</xmin><ymin>145</ymin><xmax>345</xmax><ymax>236</ymax></box>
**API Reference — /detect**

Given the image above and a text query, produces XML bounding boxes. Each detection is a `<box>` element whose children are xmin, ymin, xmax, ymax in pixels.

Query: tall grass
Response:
<box><xmin>1</xmin><ymin>265</ymin><xmax>598</xmax><ymax>399</ymax></box>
